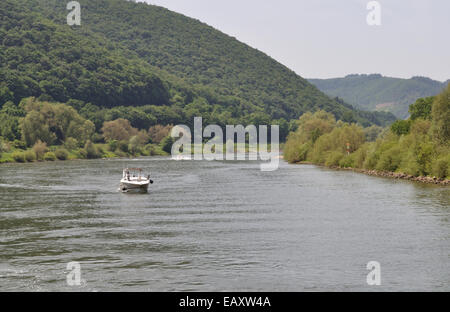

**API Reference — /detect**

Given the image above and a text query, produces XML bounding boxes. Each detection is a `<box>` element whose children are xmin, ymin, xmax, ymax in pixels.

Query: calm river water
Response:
<box><xmin>0</xmin><ymin>157</ymin><xmax>449</xmax><ymax>291</ymax></box>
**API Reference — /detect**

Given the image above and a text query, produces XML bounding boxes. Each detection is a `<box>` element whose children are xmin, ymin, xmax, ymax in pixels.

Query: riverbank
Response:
<box><xmin>0</xmin><ymin>143</ymin><xmax>169</xmax><ymax>165</ymax></box>
<box><xmin>353</xmin><ymin>168</ymin><xmax>450</xmax><ymax>185</ymax></box>
<box><xmin>1</xmin><ymin>143</ymin><xmax>279</xmax><ymax>165</ymax></box>
<box><xmin>297</xmin><ymin>161</ymin><xmax>450</xmax><ymax>186</ymax></box>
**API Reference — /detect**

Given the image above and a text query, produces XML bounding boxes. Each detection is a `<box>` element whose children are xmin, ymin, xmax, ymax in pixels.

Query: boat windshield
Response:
<box><xmin>123</xmin><ymin>168</ymin><xmax>148</xmax><ymax>180</ymax></box>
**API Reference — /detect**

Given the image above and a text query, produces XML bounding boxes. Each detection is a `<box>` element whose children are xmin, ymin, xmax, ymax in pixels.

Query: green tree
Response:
<box><xmin>84</xmin><ymin>140</ymin><xmax>100</xmax><ymax>159</ymax></box>
<box><xmin>55</xmin><ymin>148</ymin><xmax>69</xmax><ymax>160</ymax></box>
<box><xmin>0</xmin><ymin>101</ymin><xmax>25</xmax><ymax>141</ymax></box>
<box><xmin>409</xmin><ymin>96</ymin><xmax>434</xmax><ymax>120</ymax></box>
<box><xmin>101</xmin><ymin>118</ymin><xmax>138</xmax><ymax>142</ymax></box>
<box><xmin>21</xmin><ymin>110</ymin><xmax>56</xmax><ymax>146</ymax></box>
<box><xmin>32</xmin><ymin>140</ymin><xmax>48</xmax><ymax>160</ymax></box>
<box><xmin>20</xmin><ymin>98</ymin><xmax>94</xmax><ymax>146</ymax></box>
<box><xmin>0</xmin><ymin>138</ymin><xmax>6</xmax><ymax>158</ymax></box>
<box><xmin>0</xmin><ymin>114</ymin><xmax>20</xmax><ymax>141</ymax></box>
<box><xmin>390</xmin><ymin>120</ymin><xmax>411</xmax><ymax>136</ymax></box>
<box><xmin>364</xmin><ymin>125</ymin><xmax>383</xmax><ymax>142</ymax></box>
<box><xmin>161</xmin><ymin>136</ymin><xmax>174</xmax><ymax>154</ymax></box>
<box><xmin>65</xmin><ymin>137</ymin><xmax>79</xmax><ymax>150</ymax></box>
<box><xmin>67</xmin><ymin>120</ymin><xmax>95</xmax><ymax>145</ymax></box>
<box><xmin>415</xmin><ymin>142</ymin><xmax>434</xmax><ymax>176</ymax></box>
<box><xmin>0</xmin><ymin>86</ymin><xmax>14</xmax><ymax>104</ymax></box>
<box><xmin>431</xmin><ymin>84</ymin><xmax>450</xmax><ymax>145</ymax></box>
<box><xmin>128</xmin><ymin>136</ymin><xmax>141</xmax><ymax>156</ymax></box>
<box><xmin>273</xmin><ymin>118</ymin><xmax>289</xmax><ymax>142</ymax></box>
<box><xmin>149</xmin><ymin>125</ymin><xmax>173</xmax><ymax>144</ymax></box>
<box><xmin>43</xmin><ymin>152</ymin><xmax>56</xmax><ymax>161</ymax></box>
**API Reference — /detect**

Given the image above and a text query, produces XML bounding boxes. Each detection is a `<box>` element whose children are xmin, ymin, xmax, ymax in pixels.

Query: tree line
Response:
<box><xmin>0</xmin><ymin>97</ymin><xmax>175</xmax><ymax>163</ymax></box>
<box><xmin>284</xmin><ymin>84</ymin><xmax>450</xmax><ymax>179</ymax></box>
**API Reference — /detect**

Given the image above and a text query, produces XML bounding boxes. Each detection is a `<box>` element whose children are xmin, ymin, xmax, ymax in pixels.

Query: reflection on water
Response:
<box><xmin>0</xmin><ymin>158</ymin><xmax>449</xmax><ymax>291</ymax></box>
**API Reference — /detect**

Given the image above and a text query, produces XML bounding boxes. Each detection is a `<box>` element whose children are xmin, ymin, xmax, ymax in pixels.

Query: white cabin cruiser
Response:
<box><xmin>119</xmin><ymin>168</ymin><xmax>153</xmax><ymax>193</ymax></box>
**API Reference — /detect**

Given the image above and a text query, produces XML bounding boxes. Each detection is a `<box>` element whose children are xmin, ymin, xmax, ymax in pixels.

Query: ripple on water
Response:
<box><xmin>0</xmin><ymin>158</ymin><xmax>449</xmax><ymax>291</ymax></box>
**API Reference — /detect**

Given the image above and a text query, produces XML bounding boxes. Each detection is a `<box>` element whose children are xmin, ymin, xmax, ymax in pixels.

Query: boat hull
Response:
<box><xmin>119</xmin><ymin>181</ymin><xmax>149</xmax><ymax>193</ymax></box>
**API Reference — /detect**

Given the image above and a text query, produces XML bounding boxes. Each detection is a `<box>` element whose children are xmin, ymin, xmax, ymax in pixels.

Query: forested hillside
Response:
<box><xmin>0</xmin><ymin>0</ymin><xmax>170</xmax><ymax>108</ymax></box>
<box><xmin>1</xmin><ymin>0</ymin><xmax>395</xmax><ymax>129</ymax></box>
<box><xmin>309</xmin><ymin>74</ymin><xmax>447</xmax><ymax>119</ymax></box>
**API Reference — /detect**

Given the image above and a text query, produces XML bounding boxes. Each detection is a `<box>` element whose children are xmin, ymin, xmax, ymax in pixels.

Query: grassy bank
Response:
<box><xmin>0</xmin><ymin>141</ymin><xmax>279</xmax><ymax>165</ymax></box>
<box><xmin>0</xmin><ymin>97</ymin><xmax>282</xmax><ymax>165</ymax></box>
<box><xmin>0</xmin><ymin>142</ymin><xmax>168</xmax><ymax>164</ymax></box>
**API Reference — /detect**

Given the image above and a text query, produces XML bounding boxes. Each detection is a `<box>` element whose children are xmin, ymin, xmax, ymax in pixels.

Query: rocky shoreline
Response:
<box><xmin>298</xmin><ymin>162</ymin><xmax>450</xmax><ymax>186</ymax></box>
<box><xmin>354</xmin><ymin>169</ymin><xmax>450</xmax><ymax>185</ymax></box>
<box><xmin>337</xmin><ymin>167</ymin><xmax>449</xmax><ymax>186</ymax></box>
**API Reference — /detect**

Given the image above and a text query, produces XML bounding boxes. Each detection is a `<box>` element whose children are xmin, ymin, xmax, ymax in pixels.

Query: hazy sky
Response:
<box><xmin>142</xmin><ymin>0</ymin><xmax>450</xmax><ymax>82</ymax></box>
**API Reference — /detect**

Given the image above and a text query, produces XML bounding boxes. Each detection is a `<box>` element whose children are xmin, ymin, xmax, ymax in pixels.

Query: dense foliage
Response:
<box><xmin>284</xmin><ymin>84</ymin><xmax>450</xmax><ymax>179</ymax></box>
<box><xmin>309</xmin><ymin>74</ymin><xmax>447</xmax><ymax>119</ymax></box>
<box><xmin>0</xmin><ymin>0</ymin><xmax>395</xmax><ymax>131</ymax></box>
<box><xmin>20</xmin><ymin>97</ymin><xmax>95</xmax><ymax>146</ymax></box>
<box><xmin>0</xmin><ymin>97</ymin><xmax>171</xmax><ymax>163</ymax></box>
<box><xmin>0</xmin><ymin>0</ymin><xmax>170</xmax><ymax>108</ymax></box>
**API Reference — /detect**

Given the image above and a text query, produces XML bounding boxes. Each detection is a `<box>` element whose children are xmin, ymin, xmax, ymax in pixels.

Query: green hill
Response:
<box><xmin>309</xmin><ymin>74</ymin><xmax>448</xmax><ymax>119</ymax></box>
<box><xmin>0</xmin><ymin>0</ymin><xmax>395</xmax><ymax>134</ymax></box>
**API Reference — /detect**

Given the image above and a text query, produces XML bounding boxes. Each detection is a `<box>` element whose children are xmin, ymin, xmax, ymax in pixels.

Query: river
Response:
<box><xmin>0</xmin><ymin>157</ymin><xmax>449</xmax><ymax>291</ymax></box>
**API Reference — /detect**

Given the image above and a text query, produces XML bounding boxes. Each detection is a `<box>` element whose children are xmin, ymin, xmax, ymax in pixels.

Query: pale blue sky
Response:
<box><xmin>142</xmin><ymin>0</ymin><xmax>449</xmax><ymax>81</ymax></box>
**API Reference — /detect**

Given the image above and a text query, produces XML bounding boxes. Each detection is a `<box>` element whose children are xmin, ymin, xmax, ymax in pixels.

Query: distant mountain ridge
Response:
<box><xmin>308</xmin><ymin>74</ymin><xmax>448</xmax><ymax>119</ymax></box>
